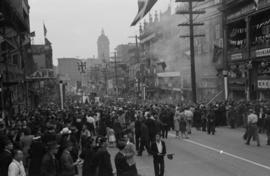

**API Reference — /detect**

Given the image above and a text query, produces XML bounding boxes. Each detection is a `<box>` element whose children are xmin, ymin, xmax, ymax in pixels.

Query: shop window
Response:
<box><xmin>250</xmin><ymin>11</ymin><xmax>270</xmax><ymax>48</ymax></box>
<box><xmin>227</xmin><ymin>19</ymin><xmax>247</xmax><ymax>51</ymax></box>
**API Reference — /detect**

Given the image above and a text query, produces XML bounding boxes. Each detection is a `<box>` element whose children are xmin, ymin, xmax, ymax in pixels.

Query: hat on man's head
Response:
<box><xmin>60</xmin><ymin>127</ymin><xmax>71</xmax><ymax>135</ymax></box>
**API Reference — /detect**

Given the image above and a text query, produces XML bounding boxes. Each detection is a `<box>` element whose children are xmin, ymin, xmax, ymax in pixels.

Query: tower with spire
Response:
<box><xmin>97</xmin><ymin>29</ymin><xmax>110</xmax><ymax>61</ymax></box>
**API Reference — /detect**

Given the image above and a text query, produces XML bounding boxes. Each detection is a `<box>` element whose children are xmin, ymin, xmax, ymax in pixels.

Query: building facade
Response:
<box><xmin>224</xmin><ymin>0</ymin><xmax>270</xmax><ymax>100</ymax></box>
<box><xmin>31</xmin><ymin>39</ymin><xmax>53</xmax><ymax>70</ymax></box>
<box><xmin>0</xmin><ymin>0</ymin><xmax>33</xmax><ymax>113</ymax></box>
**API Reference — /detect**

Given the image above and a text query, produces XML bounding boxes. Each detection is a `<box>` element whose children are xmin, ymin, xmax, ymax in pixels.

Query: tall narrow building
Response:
<box><xmin>97</xmin><ymin>29</ymin><xmax>110</xmax><ymax>61</ymax></box>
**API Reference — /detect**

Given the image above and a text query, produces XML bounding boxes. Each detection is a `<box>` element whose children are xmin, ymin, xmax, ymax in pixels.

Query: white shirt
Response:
<box><xmin>156</xmin><ymin>141</ymin><xmax>162</xmax><ymax>154</ymax></box>
<box><xmin>8</xmin><ymin>159</ymin><xmax>26</xmax><ymax>176</ymax></box>
<box><xmin>86</xmin><ymin>116</ymin><xmax>95</xmax><ymax>123</ymax></box>
<box><xmin>248</xmin><ymin>113</ymin><xmax>258</xmax><ymax>124</ymax></box>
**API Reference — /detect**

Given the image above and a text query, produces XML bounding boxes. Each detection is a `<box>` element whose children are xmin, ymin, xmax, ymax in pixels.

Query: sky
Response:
<box><xmin>29</xmin><ymin>0</ymin><xmax>173</xmax><ymax>65</ymax></box>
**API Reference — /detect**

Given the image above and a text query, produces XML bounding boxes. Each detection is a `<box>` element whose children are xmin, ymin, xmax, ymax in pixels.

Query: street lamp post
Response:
<box><xmin>0</xmin><ymin>74</ymin><xmax>4</xmax><ymax>119</ymax></box>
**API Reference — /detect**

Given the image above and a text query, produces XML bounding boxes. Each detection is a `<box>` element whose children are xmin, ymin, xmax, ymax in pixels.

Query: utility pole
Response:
<box><xmin>129</xmin><ymin>35</ymin><xmax>140</xmax><ymax>98</ymax></box>
<box><xmin>114</xmin><ymin>52</ymin><xmax>118</xmax><ymax>96</ymax></box>
<box><xmin>176</xmin><ymin>0</ymin><xmax>205</xmax><ymax>103</ymax></box>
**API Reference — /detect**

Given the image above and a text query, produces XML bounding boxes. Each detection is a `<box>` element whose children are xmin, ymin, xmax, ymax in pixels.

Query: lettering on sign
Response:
<box><xmin>256</xmin><ymin>48</ymin><xmax>270</xmax><ymax>57</ymax></box>
<box><xmin>230</xmin><ymin>53</ymin><xmax>242</xmax><ymax>60</ymax></box>
<box><xmin>258</xmin><ymin>80</ymin><xmax>270</xmax><ymax>89</ymax></box>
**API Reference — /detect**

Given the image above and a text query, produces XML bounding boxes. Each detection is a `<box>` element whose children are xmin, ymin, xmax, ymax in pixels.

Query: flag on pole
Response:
<box><xmin>43</xmin><ymin>23</ymin><xmax>47</xmax><ymax>37</ymax></box>
<box><xmin>254</xmin><ymin>0</ymin><xmax>259</xmax><ymax>9</ymax></box>
<box><xmin>131</xmin><ymin>0</ymin><xmax>158</xmax><ymax>26</ymax></box>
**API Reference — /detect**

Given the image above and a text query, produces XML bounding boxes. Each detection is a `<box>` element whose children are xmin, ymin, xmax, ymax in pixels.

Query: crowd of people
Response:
<box><xmin>0</xmin><ymin>99</ymin><xmax>269</xmax><ymax>176</ymax></box>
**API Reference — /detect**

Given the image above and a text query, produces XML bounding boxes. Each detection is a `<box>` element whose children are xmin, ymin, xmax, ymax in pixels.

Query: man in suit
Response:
<box><xmin>0</xmin><ymin>139</ymin><xmax>13</xmax><ymax>176</ymax></box>
<box><xmin>60</xmin><ymin>141</ymin><xmax>80</xmax><ymax>176</ymax></box>
<box><xmin>114</xmin><ymin>140</ymin><xmax>130</xmax><ymax>176</ymax></box>
<box><xmin>40</xmin><ymin>141</ymin><xmax>60</xmax><ymax>176</ymax></box>
<box><xmin>151</xmin><ymin>133</ymin><xmax>166</xmax><ymax>176</ymax></box>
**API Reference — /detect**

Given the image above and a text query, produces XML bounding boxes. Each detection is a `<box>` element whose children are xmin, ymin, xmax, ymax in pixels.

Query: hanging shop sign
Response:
<box><xmin>230</xmin><ymin>53</ymin><xmax>243</xmax><ymax>60</ymax></box>
<box><xmin>256</xmin><ymin>48</ymin><xmax>270</xmax><ymax>57</ymax></box>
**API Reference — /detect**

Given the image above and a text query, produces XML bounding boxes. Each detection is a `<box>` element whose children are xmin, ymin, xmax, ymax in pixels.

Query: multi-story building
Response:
<box><xmin>223</xmin><ymin>0</ymin><xmax>270</xmax><ymax>100</ymax></box>
<box><xmin>97</xmin><ymin>29</ymin><xmax>110</xmax><ymax>61</ymax></box>
<box><xmin>0</xmin><ymin>0</ymin><xmax>33</xmax><ymax>113</ymax></box>
<box><xmin>192</xmin><ymin>0</ymin><xmax>224</xmax><ymax>102</ymax></box>
<box><xmin>138</xmin><ymin>7</ymin><xmax>192</xmax><ymax>101</ymax></box>
<box><xmin>31</xmin><ymin>39</ymin><xmax>53</xmax><ymax>70</ymax></box>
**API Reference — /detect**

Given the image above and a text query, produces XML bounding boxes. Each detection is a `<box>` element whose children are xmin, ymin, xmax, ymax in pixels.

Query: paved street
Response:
<box><xmin>107</xmin><ymin>127</ymin><xmax>270</xmax><ymax>176</ymax></box>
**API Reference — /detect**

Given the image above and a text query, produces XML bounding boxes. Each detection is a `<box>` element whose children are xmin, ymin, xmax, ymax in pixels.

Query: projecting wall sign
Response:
<box><xmin>230</xmin><ymin>53</ymin><xmax>243</xmax><ymax>60</ymax></box>
<box><xmin>258</xmin><ymin>79</ymin><xmax>270</xmax><ymax>89</ymax></box>
<box><xmin>256</xmin><ymin>48</ymin><xmax>270</xmax><ymax>57</ymax></box>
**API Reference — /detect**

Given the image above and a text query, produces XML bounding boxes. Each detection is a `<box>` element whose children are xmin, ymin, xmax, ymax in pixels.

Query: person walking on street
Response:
<box><xmin>174</xmin><ymin>108</ymin><xmax>180</xmax><ymax>138</ymax></box>
<box><xmin>8</xmin><ymin>150</ymin><xmax>26</xmax><ymax>176</ymax></box>
<box><xmin>184</xmin><ymin>107</ymin><xmax>193</xmax><ymax>134</ymax></box>
<box><xmin>0</xmin><ymin>139</ymin><xmax>14</xmax><ymax>176</ymax></box>
<box><xmin>138</xmin><ymin>120</ymin><xmax>150</xmax><ymax>156</ymax></box>
<box><xmin>40</xmin><ymin>141</ymin><xmax>59</xmax><ymax>176</ymax></box>
<box><xmin>265</xmin><ymin>109</ymin><xmax>270</xmax><ymax>145</ymax></box>
<box><xmin>246</xmin><ymin>109</ymin><xmax>260</xmax><ymax>147</ymax></box>
<box><xmin>115</xmin><ymin>140</ymin><xmax>130</xmax><ymax>176</ymax></box>
<box><xmin>93</xmin><ymin>137</ymin><xmax>114</xmax><ymax>176</ymax></box>
<box><xmin>151</xmin><ymin>133</ymin><xmax>166</xmax><ymax>176</ymax></box>
<box><xmin>134</xmin><ymin>115</ymin><xmax>141</xmax><ymax>151</ymax></box>
<box><xmin>60</xmin><ymin>141</ymin><xmax>80</xmax><ymax>176</ymax></box>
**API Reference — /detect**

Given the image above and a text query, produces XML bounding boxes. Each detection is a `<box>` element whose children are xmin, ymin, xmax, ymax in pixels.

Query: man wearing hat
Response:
<box><xmin>93</xmin><ymin>137</ymin><xmax>113</xmax><ymax>176</ymax></box>
<box><xmin>60</xmin><ymin>141</ymin><xmax>80</xmax><ymax>176</ymax></box>
<box><xmin>40</xmin><ymin>141</ymin><xmax>60</xmax><ymax>176</ymax></box>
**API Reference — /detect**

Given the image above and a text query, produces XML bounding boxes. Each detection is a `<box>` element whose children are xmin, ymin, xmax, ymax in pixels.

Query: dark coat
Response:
<box><xmin>28</xmin><ymin>137</ymin><xmax>45</xmax><ymax>176</ymax></box>
<box><xmin>0</xmin><ymin>150</ymin><xmax>13</xmax><ymax>176</ymax></box>
<box><xmin>140</xmin><ymin>122</ymin><xmax>149</xmax><ymax>141</ymax></box>
<box><xmin>114</xmin><ymin>152</ymin><xmax>130</xmax><ymax>176</ymax></box>
<box><xmin>135</xmin><ymin>120</ymin><xmax>141</xmax><ymax>137</ymax></box>
<box><xmin>60</xmin><ymin>150</ymin><xmax>76</xmax><ymax>176</ymax></box>
<box><xmin>151</xmin><ymin>140</ymin><xmax>166</xmax><ymax>160</ymax></box>
<box><xmin>80</xmin><ymin>148</ymin><xmax>96</xmax><ymax>176</ymax></box>
<box><xmin>94</xmin><ymin>149</ymin><xmax>113</xmax><ymax>176</ymax></box>
<box><xmin>40</xmin><ymin>152</ymin><xmax>59</xmax><ymax>176</ymax></box>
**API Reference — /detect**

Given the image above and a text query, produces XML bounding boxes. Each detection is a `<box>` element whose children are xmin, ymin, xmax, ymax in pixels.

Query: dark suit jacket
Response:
<box><xmin>40</xmin><ymin>152</ymin><xmax>58</xmax><ymax>176</ymax></box>
<box><xmin>151</xmin><ymin>141</ymin><xmax>166</xmax><ymax>160</ymax></box>
<box><xmin>0</xmin><ymin>150</ymin><xmax>13</xmax><ymax>176</ymax></box>
<box><xmin>60</xmin><ymin>150</ymin><xmax>76</xmax><ymax>176</ymax></box>
<box><xmin>115</xmin><ymin>152</ymin><xmax>130</xmax><ymax>176</ymax></box>
<box><xmin>94</xmin><ymin>149</ymin><xmax>113</xmax><ymax>176</ymax></box>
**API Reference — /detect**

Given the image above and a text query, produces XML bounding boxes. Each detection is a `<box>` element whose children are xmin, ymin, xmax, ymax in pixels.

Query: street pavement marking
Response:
<box><xmin>182</xmin><ymin>138</ymin><xmax>270</xmax><ymax>171</ymax></box>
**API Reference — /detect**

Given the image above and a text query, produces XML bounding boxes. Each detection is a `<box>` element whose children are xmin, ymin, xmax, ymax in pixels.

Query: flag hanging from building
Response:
<box><xmin>131</xmin><ymin>0</ymin><xmax>158</xmax><ymax>26</ymax></box>
<box><xmin>254</xmin><ymin>0</ymin><xmax>259</xmax><ymax>9</ymax></box>
<box><xmin>43</xmin><ymin>23</ymin><xmax>47</xmax><ymax>37</ymax></box>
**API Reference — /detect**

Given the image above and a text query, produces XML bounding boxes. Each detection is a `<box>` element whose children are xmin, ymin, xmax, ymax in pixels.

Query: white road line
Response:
<box><xmin>168</xmin><ymin>132</ymin><xmax>270</xmax><ymax>171</ymax></box>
